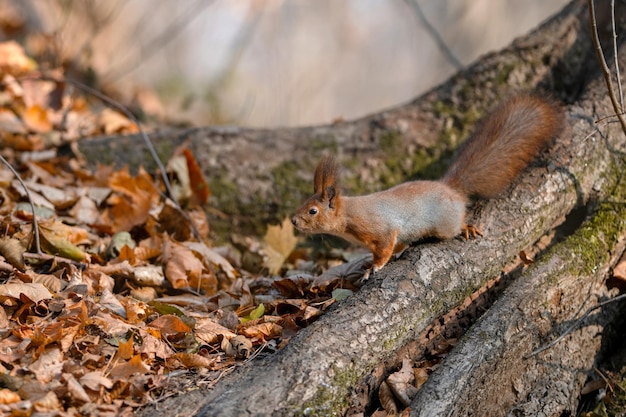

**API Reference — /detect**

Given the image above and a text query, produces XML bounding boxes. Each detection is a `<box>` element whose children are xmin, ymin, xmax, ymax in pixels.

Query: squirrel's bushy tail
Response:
<box><xmin>442</xmin><ymin>94</ymin><xmax>564</xmax><ymax>199</ymax></box>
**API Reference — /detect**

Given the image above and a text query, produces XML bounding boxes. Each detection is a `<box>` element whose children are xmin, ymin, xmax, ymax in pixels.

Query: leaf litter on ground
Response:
<box><xmin>0</xmin><ymin>41</ymin><xmax>369</xmax><ymax>415</ymax></box>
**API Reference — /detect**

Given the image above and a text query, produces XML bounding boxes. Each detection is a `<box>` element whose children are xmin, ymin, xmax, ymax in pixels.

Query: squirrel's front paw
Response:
<box><xmin>361</xmin><ymin>263</ymin><xmax>384</xmax><ymax>282</ymax></box>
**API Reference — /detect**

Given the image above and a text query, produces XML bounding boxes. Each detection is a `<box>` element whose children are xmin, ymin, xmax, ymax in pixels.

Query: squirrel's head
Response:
<box><xmin>291</xmin><ymin>155</ymin><xmax>342</xmax><ymax>234</ymax></box>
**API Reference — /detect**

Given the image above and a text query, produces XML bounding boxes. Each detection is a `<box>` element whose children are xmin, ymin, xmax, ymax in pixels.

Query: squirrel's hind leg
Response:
<box><xmin>461</xmin><ymin>224</ymin><xmax>483</xmax><ymax>239</ymax></box>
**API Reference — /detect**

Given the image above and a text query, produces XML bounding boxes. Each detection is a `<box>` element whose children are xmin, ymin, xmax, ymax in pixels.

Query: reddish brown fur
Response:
<box><xmin>442</xmin><ymin>95</ymin><xmax>563</xmax><ymax>198</ymax></box>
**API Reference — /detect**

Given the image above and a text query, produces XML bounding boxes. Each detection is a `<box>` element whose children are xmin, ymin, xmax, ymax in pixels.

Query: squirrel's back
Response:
<box><xmin>442</xmin><ymin>95</ymin><xmax>563</xmax><ymax>198</ymax></box>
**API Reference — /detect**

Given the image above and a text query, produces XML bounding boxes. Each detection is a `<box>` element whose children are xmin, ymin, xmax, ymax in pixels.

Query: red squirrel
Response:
<box><xmin>291</xmin><ymin>94</ymin><xmax>563</xmax><ymax>275</ymax></box>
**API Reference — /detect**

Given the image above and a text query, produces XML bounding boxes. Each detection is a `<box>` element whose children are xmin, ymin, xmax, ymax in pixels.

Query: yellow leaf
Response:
<box><xmin>263</xmin><ymin>217</ymin><xmax>298</xmax><ymax>275</ymax></box>
<box><xmin>0</xmin><ymin>41</ymin><xmax>36</xmax><ymax>75</ymax></box>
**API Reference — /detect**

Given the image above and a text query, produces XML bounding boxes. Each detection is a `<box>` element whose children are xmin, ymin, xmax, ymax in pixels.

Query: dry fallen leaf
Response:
<box><xmin>37</xmin><ymin>220</ymin><xmax>89</xmax><ymax>261</ymax></box>
<box><xmin>22</xmin><ymin>105</ymin><xmax>52</xmax><ymax>133</ymax></box>
<box><xmin>163</xmin><ymin>239</ymin><xmax>203</xmax><ymax>289</ymax></box>
<box><xmin>387</xmin><ymin>358</ymin><xmax>418</xmax><ymax>407</ymax></box>
<box><xmin>184</xmin><ymin>148</ymin><xmax>210</xmax><ymax>206</ymax></box>
<box><xmin>109</xmin><ymin>354</ymin><xmax>151</xmax><ymax>380</ymax></box>
<box><xmin>223</xmin><ymin>335</ymin><xmax>253</xmax><ymax>359</ymax></box>
<box><xmin>99</xmin><ymin>108</ymin><xmax>137</xmax><ymax>134</ymax></box>
<box><xmin>263</xmin><ymin>217</ymin><xmax>298</xmax><ymax>275</ymax></box>
<box><xmin>378</xmin><ymin>381</ymin><xmax>398</xmax><ymax>415</ymax></box>
<box><xmin>0</xmin><ymin>282</ymin><xmax>52</xmax><ymax>303</ymax></box>
<box><xmin>0</xmin><ymin>40</ymin><xmax>36</xmax><ymax>74</ymax></box>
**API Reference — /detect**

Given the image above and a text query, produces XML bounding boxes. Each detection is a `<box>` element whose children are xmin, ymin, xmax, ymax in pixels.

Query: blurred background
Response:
<box><xmin>1</xmin><ymin>0</ymin><xmax>569</xmax><ymax>127</ymax></box>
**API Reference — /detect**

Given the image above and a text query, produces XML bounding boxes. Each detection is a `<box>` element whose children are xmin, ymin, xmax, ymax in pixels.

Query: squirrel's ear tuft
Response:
<box><xmin>326</xmin><ymin>186</ymin><xmax>337</xmax><ymax>208</ymax></box>
<box><xmin>314</xmin><ymin>155</ymin><xmax>339</xmax><ymax>195</ymax></box>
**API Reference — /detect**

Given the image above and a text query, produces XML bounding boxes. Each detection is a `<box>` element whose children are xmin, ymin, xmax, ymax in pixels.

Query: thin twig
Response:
<box><xmin>526</xmin><ymin>292</ymin><xmax>626</xmax><ymax>358</ymax></box>
<box><xmin>588</xmin><ymin>0</ymin><xmax>626</xmax><ymax>134</ymax></box>
<box><xmin>611</xmin><ymin>0</ymin><xmax>624</xmax><ymax>110</ymax></box>
<box><xmin>404</xmin><ymin>0</ymin><xmax>463</xmax><ymax>70</ymax></box>
<box><xmin>0</xmin><ymin>154</ymin><xmax>41</xmax><ymax>254</ymax></box>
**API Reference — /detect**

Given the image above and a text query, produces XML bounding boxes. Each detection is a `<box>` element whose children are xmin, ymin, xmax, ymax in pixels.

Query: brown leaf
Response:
<box><xmin>378</xmin><ymin>381</ymin><xmax>398</xmax><ymax>414</ymax></box>
<box><xmin>158</xmin><ymin>201</ymin><xmax>196</xmax><ymax>241</ymax></box>
<box><xmin>0</xmin><ymin>108</ymin><xmax>26</xmax><ymax>133</ymax></box>
<box><xmin>69</xmin><ymin>195</ymin><xmax>100</xmax><ymax>224</ymax></box>
<box><xmin>117</xmin><ymin>337</ymin><xmax>134</xmax><ymax>360</ymax></box>
<box><xmin>103</xmin><ymin>167</ymin><xmax>160</xmax><ymax>233</ymax></box>
<box><xmin>163</xmin><ymin>239</ymin><xmax>203</xmax><ymax>289</ymax></box>
<box><xmin>132</xmin><ymin>265</ymin><xmax>165</xmax><ymax>287</ymax></box>
<box><xmin>63</xmin><ymin>373</ymin><xmax>91</xmax><ymax>404</ymax></box>
<box><xmin>29</xmin><ymin>347</ymin><xmax>63</xmax><ymax>383</ymax></box>
<box><xmin>185</xmin><ymin>241</ymin><xmax>238</xmax><ymax>280</ymax></box>
<box><xmin>171</xmin><ymin>352</ymin><xmax>217</xmax><ymax>368</ymax></box>
<box><xmin>183</xmin><ymin>148</ymin><xmax>210</xmax><ymax>206</ymax></box>
<box><xmin>32</xmin><ymin>390</ymin><xmax>61</xmax><ymax>412</ymax></box>
<box><xmin>148</xmin><ymin>314</ymin><xmax>192</xmax><ymax>337</ymax></box>
<box><xmin>0</xmin><ymin>282</ymin><xmax>52</xmax><ymax>303</ymax></box>
<box><xmin>109</xmin><ymin>354</ymin><xmax>150</xmax><ymax>380</ymax></box>
<box><xmin>80</xmin><ymin>371</ymin><xmax>113</xmax><ymax>391</ymax></box>
<box><xmin>0</xmin><ymin>236</ymin><xmax>26</xmax><ymax>270</ymax></box>
<box><xmin>194</xmin><ymin>319</ymin><xmax>237</xmax><ymax>344</ymax></box>
<box><xmin>241</xmin><ymin>321</ymin><xmax>282</xmax><ymax>341</ymax></box>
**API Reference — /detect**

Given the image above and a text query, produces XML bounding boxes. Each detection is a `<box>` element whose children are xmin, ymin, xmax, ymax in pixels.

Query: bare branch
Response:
<box><xmin>611</xmin><ymin>0</ymin><xmax>623</xmax><ymax>109</ymax></box>
<box><xmin>588</xmin><ymin>0</ymin><xmax>626</xmax><ymax>134</ymax></box>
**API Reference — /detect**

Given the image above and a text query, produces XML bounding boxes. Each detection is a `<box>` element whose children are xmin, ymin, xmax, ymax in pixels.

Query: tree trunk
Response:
<box><xmin>115</xmin><ymin>0</ymin><xmax>626</xmax><ymax>416</ymax></box>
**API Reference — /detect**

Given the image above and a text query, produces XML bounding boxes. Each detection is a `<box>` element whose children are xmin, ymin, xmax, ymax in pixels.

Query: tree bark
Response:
<box><xmin>121</xmin><ymin>0</ymin><xmax>626</xmax><ymax>416</ymax></box>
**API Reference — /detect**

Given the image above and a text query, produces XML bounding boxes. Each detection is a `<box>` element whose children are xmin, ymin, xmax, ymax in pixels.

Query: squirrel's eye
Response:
<box><xmin>309</xmin><ymin>208</ymin><xmax>318</xmax><ymax>215</ymax></box>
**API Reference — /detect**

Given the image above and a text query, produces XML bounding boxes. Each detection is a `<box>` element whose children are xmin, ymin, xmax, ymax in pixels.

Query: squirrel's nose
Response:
<box><xmin>291</xmin><ymin>216</ymin><xmax>297</xmax><ymax>226</ymax></box>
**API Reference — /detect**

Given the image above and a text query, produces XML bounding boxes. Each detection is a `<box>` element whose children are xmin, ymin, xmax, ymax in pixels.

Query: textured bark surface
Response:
<box><xmin>124</xmin><ymin>1</ymin><xmax>626</xmax><ymax>416</ymax></box>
